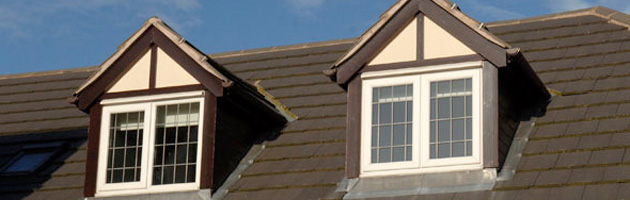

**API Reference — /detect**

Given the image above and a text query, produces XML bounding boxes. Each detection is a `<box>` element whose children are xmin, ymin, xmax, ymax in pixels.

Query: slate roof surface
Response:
<box><xmin>2</xmin><ymin>6</ymin><xmax>630</xmax><ymax>200</ymax></box>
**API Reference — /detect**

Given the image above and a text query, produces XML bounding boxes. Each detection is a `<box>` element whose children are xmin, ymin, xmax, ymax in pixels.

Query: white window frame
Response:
<box><xmin>360</xmin><ymin>62</ymin><xmax>484</xmax><ymax>177</ymax></box>
<box><xmin>96</xmin><ymin>91</ymin><xmax>205</xmax><ymax>197</ymax></box>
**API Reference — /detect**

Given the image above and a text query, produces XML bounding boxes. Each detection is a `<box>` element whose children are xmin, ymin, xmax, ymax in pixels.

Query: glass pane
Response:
<box><xmin>393</xmin><ymin>102</ymin><xmax>405</xmax><ymax>123</ymax></box>
<box><xmin>430</xmin><ymin>144</ymin><xmax>437</xmax><ymax>158</ymax></box>
<box><xmin>438</xmin><ymin>98</ymin><xmax>450</xmax><ymax>119</ymax></box>
<box><xmin>372</xmin><ymin>88</ymin><xmax>378</xmax><ymax>103</ymax></box>
<box><xmin>393</xmin><ymin>125</ymin><xmax>405</xmax><ymax>145</ymax></box>
<box><xmin>164</xmin><ymin>145</ymin><xmax>175</xmax><ymax>164</ymax></box>
<box><xmin>452</xmin><ymin>97</ymin><xmax>465</xmax><ymax>118</ymax></box>
<box><xmin>407</xmin><ymin>84</ymin><xmax>413</xmax><ymax>96</ymax></box>
<box><xmin>392</xmin><ymin>147</ymin><xmax>405</xmax><ymax>162</ymax></box>
<box><xmin>372</xmin><ymin>104</ymin><xmax>378</xmax><ymax>125</ymax></box>
<box><xmin>378</xmin><ymin>126</ymin><xmax>391</xmax><ymax>146</ymax></box>
<box><xmin>466</xmin><ymin>78</ymin><xmax>472</xmax><ymax>91</ymax></box>
<box><xmin>393</xmin><ymin>85</ymin><xmax>406</xmax><ymax>98</ymax></box>
<box><xmin>112</xmin><ymin>169</ymin><xmax>123</xmax><ymax>183</ymax></box>
<box><xmin>430</xmin><ymin>82</ymin><xmax>437</xmax><ymax>97</ymax></box>
<box><xmin>124</xmin><ymin>169</ymin><xmax>135</xmax><ymax>182</ymax></box>
<box><xmin>453</xmin><ymin>142</ymin><xmax>465</xmax><ymax>157</ymax></box>
<box><xmin>125</xmin><ymin>148</ymin><xmax>136</xmax><ymax>167</ymax></box>
<box><xmin>371</xmin><ymin>127</ymin><xmax>378</xmax><ymax>147</ymax></box>
<box><xmin>177</xmin><ymin>127</ymin><xmax>189</xmax><ymax>143</ymax></box>
<box><xmin>430</xmin><ymin>121</ymin><xmax>436</xmax><ymax>142</ymax></box>
<box><xmin>163</xmin><ymin>166</ymin><xmax>174</xmax><ymax>184</ymax></box>
<box><xmin>466</xmin><ymin>118</ymin><xmax>472</xmax><ymax>139</ymax></box>
<box><xmin>189</xmin><ymin>126</ymin><xmax>198</xmax><ymax>142</ymax></box>
<box><xmin>114</xmin><ymin>149</ymin><xmax>124</xmax><ymax>168</ymax></box>
<box><xmin>438</xmin><ymin>81</ymin><xmax>450</xmax><ymax>95</ymax></box>
<box><xmin>406</xmin><ymin>147</ymin><xmax>412</xmax><ymax>161</ymax></box>
<box><xmin>371</xmin><ymin>149</ymin><xmax>377</xmax><ymax>163</ymax></box>
<box><xmin>154</xmin><ymin>146</ymin><xmax>163</xmax><ymax>165</ymax></box>
<box><xmin>187</xmin><ymin>165</ymin><xmax>196</xmax><ymax>182</ymax></box>
<box><xmin>467</xmin><ymin>141</ymin><xmax>473</xmax><ymax>156</ymax></box>
<box><xmin>156</xmin><ymin>128</ymin><xmax>165</xmax><ymax>144</ymax></box>
<box><xmin>157</xmin><ymin>106</ymin><xmax>166</xmax><ymax>124</ymax></box>
<box><xmin>452</xmin><ymin>79</ymin><xmax>465</xmax><ymax>93</ymax></box>
<box><xmin>176</xmin><ymin>145</ymin><xmax>187</xmax><ymax>164</ymax></box>
<box><xmin>153</xmin><ymin>167</ymin><xmax>162</xmax><ymax>185</ymax></box>
<box><xmin>115</xmin><ymin>131</ymin><xmax>125</xmax><ymax>147</ymax></box>
<box><xmin>188</xmin><ymin>144</ymin><xmax>197</xmax><ymax>163</ymax></box>
<box><xmin>380</xmin><ymin>87</ymin><xmax>392</xmax><ymax>100</ymax></box>
<box><xmin>466</xmin><ymin>96</ymin><xmax>472</xmax><ymax>117</ymax></box>
<box><xmin>165</xmin><ymin>128</ymin><xmax>176</xmax><ymax>144</ymax></box>
<box><xmin>438</xmin><ymin>120</ymin><xmax>450</xmax><ymax>142</ymax></box>
<box><xmin>378</xmin><ymin>148</ymin><xmax>391</xmax><ymax>163</ymax></box>
<box><xmin>453</xmin><ymin>119</ymin><xmax>465</xmax><ymax>140</ymax></box>
<box><xmin>438</xmin><ymin>144</ymin><xmax>450</xmax><ymax>158</ymax></box>
<box><xmin>175</xmin><ymin>166</ymin><xmax>186</xmax><ymax>183</ymax></box>
<box><xmin>3</xmin><ymin>152</ymin><xmax>54</xmax><ymax>173</ymax></box>
<box><xmin>430</xmin><ymin>99</ymin><xmax>436</xmax><ymax>119</ymax></box>
<box><xmin>379</xmin><ymin>103</ymin><xmax>392</xmax><ymax>124</ymax></box>
<box><xmin>126</xmin><ymin>132</ymin><xmax>137</xmax><ymax>146</ymax></box>
<box><xmin>166</xmin><ymin>105</ymin><xmax>178</xmax><ymax>125</ymax></box>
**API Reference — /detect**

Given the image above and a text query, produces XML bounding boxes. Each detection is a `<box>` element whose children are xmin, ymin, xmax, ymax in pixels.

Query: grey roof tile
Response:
<box><xmin>547</xmin><ymin>185</ymin><xmax>585</xmax><ymax>200</ymax></box>
<box><xmin>569</xmin><ymin>168</ymin><xmax>605</xmax><ymax>183</ymax></box>
<box><xmin>588</xmin><ymin>149</ymin><xmax>625</xmax><ymax>165</ymax></box>
<box><xmin>582</xmin><ymin>184</ymin><xmax>619</xmax><ymax>200</ymax></box>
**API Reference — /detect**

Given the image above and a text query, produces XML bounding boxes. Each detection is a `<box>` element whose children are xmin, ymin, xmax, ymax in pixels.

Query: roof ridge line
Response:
<box><xmin>0</xmin><ymin>66</ymin><xmax>97</xmax><ymax>81</ymax></box>
<box><xmin>487</xmin><ymin>6</ymin><xmax>630</xmax><ymax>29</ymax></box>
<box><xmin>209</xmin><ymin>38</ymin><xmax>357</xmax><ymax>59</ymax></box>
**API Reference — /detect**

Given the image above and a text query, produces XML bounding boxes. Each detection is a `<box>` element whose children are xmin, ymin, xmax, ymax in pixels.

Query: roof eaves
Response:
<box><xmin>486</xmin><ymin>6</ymin><xmax>630</xmax><ymax>29</ymax></box>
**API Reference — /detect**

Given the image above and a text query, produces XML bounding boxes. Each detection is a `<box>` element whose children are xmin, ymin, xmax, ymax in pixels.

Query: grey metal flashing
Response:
<box><xmin>341</xmin><ymin>169</ymin><xmax>496</xmax><ymax>199</ymax></box>
<box><xmin>86</xmin><ymin>189</ymin><xmax>211</xmax><ymax>200</ymax></box>
<box><xmin>211</xmin><ymin>143</ymin><xmax>266</xmax><ymax>200</ymax></box>
<box><xmin>496</xmin><ymin>117</ymin><xmax>539</xmax><ymax>181</ymax></box>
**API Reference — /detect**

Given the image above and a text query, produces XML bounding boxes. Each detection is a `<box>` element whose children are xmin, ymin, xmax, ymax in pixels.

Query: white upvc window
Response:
<box><xmin>96</xmin><ymin>92</ymin><xmax>205</xmax><ymax>197</ymax></box>
<box><xmin>361</xmin><ymin>64</ymin><xmax>483</xmax><ymax>176</ymax></box>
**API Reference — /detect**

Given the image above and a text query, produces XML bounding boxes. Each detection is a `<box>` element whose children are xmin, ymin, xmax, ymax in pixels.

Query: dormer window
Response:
<box><xmin>327</xmin><ymin>0</ymin><xmax>549</xmax><ymax>198</ymax></box>
<box><xmin>361</xmin><ymin>64</ymin><xmax>483</xmax><ymax>176</ymax></box>
<box><xmin>96</xmin><ymin>94</ymin><xmax>204</xmax><ymax>195</ymax></box>
<box><xmin>71</xmin><ymin>17</ymin><xmax>288</xmax><ymax>198</ymax></box>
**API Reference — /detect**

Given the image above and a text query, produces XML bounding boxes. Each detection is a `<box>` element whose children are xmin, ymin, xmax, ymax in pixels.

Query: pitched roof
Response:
<box><xmin>1</xmin><ymin>5</ymin><xmax>630</xmax><ymax>200</ymax></box>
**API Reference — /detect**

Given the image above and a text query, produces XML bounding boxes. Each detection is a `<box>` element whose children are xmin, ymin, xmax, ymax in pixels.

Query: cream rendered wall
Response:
<box><xmin>423</xmin><ymin>16</ymin><xmax>475</xmax><ymax>59</ymax></box>
<box><xmin>107</xmin><ymin>49</ymin><xmax>151</xmax><ymax>93</ymax></box>
<box><xmin>155</xmin><ymin>47</ymin><xmax>200</xmax><ymax>88</ymax></box>
<box><xmin>368</xmin><ymin>18</ymin><xmax>418</xmax><ymax>66</ymax></box>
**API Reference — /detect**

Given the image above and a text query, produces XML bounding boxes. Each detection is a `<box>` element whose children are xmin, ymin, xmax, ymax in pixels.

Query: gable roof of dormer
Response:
<box><xmin>72</xmin><ymin>17</ymin><xmax>233</xmax><ymax>111</ymax></box>
<box><xmin>329</xmin><ymin>0</ymin><xmax>515</xmax><ymax>85</ymax></box>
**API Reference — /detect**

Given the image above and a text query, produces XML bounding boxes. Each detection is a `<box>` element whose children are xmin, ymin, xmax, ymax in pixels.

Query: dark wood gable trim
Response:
<box><xmin>336</xmin><ymin>0</ymin><xmax>419</xmax><ymax>84</ymax></box>
<box><xmin>76</xmin><ymin>26</ymin><xmax>224</xmax><ymax>111</ymax></box>
<box><xmin>335</xmin><ymin>0</ymin><xmax>507</xmax><ymax>85</ymax></box>
<box><xmin>84</xmin><ymin>104</ymin><xmax>102</xmax><ymax>197</ymax></box>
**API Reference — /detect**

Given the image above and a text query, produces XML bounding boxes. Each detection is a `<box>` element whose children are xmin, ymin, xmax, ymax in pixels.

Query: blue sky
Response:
<box><xmin>0</xmin><ymin>0</ymin><xmax>628</xmax><ymax>75</ymax></box>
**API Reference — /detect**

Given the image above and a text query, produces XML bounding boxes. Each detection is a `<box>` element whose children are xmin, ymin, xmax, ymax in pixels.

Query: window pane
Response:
<box><xmin>378</xmin><ymin>126</ymin><xmax>391</xmax><ymax>147</ymax></box>
<box><xmin>393</xmin><ymin>102</ymin><xmax>405</xmax><ymax>123</ymax></box>
<box><xmin>438</xmin><ymin>98</ymin><xmax>450</xmax><ymax>119</ymax></box>
<box><xmin>438</xmin><ymin>120</ymin><xmax>450</xmax><ymax>142</ymax></box>
<box><xmin>452</xmin><ymin>97</ymin><xmax>465</xmax><ymax>118</ymax></box>
<box><xmin>370</xmin><ymin>84</ymin><xmax>413</xmax><ymax>164</ymax></box>
<box><xmin>393</xmin><ymin>125</ymin><xmax>405</xmax><ymax>145</ymax></box>
<box><xmin>430</xmin><ymin>78</ymin><xmax>474</xmax><ymax>160</ymax></box>
<box><xmin>438</xmin><ymin>144</ymin><xmax>450</xmax><ymax>158</ymax></box>
<box><xmin>3</xmin><ymin>152</ymin><xmax>54</xmax><ymax>173</ymax></box>
<box><xmin>392</xmin><ymin>147</ymin><xmax>405</xmax><ymax>162</ymax></box>
<box><xmin>379</xmin><ymin>103</ymin><xmax>392</xmax><ymax>124</ymax></box>
<box><xmin>153</xmin><ymin>102</ymin><xmax>200</xmax><ymax>185</ymax></box>
<box><xmin>453</xmin><ymin>119</ymin><xmax>465</xmax><ymax>140</ymax></box>
<box><xmin>378</xmin><ymin>148</ymin><xmax>391</xmax><ymax>163</ymax></box>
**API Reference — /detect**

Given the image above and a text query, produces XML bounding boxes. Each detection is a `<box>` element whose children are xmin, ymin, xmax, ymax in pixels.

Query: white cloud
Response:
<box><xmin>0</xmin><ymin>0</ymin><xmax>203</xmax><ymax>41</ymax></box>
<box><xmin>284</xmin><ymin>0</ymin><xmax>326</xmax><ymax>19</ymax></box>
<box><xmin>546</xmin><ymin>0</ymin><xmax>593</xmax><ymax>12</ymax></box>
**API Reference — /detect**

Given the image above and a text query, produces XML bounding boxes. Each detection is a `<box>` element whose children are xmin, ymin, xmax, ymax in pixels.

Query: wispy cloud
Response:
<box><xmin>0</xmin><ymin>0</ymin><xmax>203</xmax><ymax>42</ymax></box>
<box><xmin>462</xmin><ymin>0</ymin><xmax>525</xmax><ymax>21</ymax></box>
<box><xmin>546</xmin><ymin>0</ymin><xmax>593</xmax><ymax>12</ymax></box>
<box><xmin>284</xmin><ymin>0</ymin><xmax>326</xmax><ymax>19</ymax></box>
